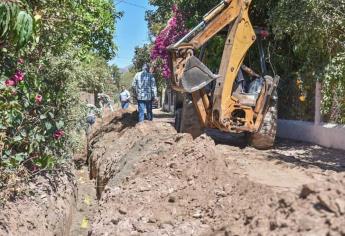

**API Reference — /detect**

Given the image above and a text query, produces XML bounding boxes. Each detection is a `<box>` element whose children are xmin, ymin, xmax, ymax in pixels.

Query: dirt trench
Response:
<box><xmin>1</xmin><ymin>109</ymin><xmax>344</xmax><ymax>236</ymax></box>
<box><xmin>85</xmin><ymin>110</ymin><xmax>345</xmax><ymax>236</ymax></box>
<box><xmin>0</xmin><ymin>168</ymin><xmax>77</xmax><ymax>236</ymax></box>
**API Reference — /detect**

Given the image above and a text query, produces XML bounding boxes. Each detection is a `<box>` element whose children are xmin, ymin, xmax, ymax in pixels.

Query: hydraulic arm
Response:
<box><xmin>168</xmin><ymin>0</ymin><xmax>279</xmax><ymax>135</ymax></box>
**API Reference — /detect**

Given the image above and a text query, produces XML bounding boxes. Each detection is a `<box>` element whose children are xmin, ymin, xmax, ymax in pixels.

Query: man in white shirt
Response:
<box><xmin>119</xmin><ymin>86</ymin><xmax>131</xmax><ymax>109</ymax></box>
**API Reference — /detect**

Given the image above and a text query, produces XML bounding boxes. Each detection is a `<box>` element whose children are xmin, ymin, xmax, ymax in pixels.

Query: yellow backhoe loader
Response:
<box><xmin>168</xmin><ymin>0</ymin><xmax>279</xmax><ymax>149</ymax></box>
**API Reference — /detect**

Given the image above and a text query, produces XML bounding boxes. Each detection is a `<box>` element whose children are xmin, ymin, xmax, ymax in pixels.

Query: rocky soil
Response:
<box><xmin>0</xmin><ymin>168</ymin><xmax>77</xmax><ymax>236</ymax></box>
<box><xmin>87</xmin><ymin>110</ymin><xmax>345</xmax><ymax>236</ymax></box>
<box><xmin>1</xmin><ymin>109</ymin><xmax>344</xmax><ymax>236</ymax></box>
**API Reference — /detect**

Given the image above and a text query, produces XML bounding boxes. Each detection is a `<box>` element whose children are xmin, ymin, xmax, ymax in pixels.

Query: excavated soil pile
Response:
<box><xmin>88</xmin><ymin>110</ymin><xmax>345</xmax><ymax>236</ymax></box>
<box><xmin>0</xmin><ymin>169</ymin><xmax>76</xmax><ymax>235</ymax></box>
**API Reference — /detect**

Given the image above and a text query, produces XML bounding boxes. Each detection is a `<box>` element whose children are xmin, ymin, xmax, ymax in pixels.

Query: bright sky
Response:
<box><xmin>110</xmin><ymin>0</ymin><xmax>154</xmax><ymax>68</ymax></box>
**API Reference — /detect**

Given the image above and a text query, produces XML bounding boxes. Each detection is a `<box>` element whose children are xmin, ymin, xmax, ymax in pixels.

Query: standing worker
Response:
<box><xmin>119</xmin><ymin>85</ymin><xmax>131</xmax><ymax>109</ymax></box>
<box><xmin>132</xmin><ymin>64</ymin><xmax>157</xmax><ymax>122</ymax></box>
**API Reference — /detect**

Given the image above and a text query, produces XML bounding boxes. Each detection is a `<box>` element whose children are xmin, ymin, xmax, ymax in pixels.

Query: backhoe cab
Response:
<box><xmin>168</xmin><ymin>0</ymin><xmax>280</xmax><ymax>149</ymax></box>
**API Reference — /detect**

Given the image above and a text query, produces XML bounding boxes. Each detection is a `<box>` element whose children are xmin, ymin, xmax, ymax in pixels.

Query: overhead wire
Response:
<box><xmin>115</xmin><ymin>0</ymin><xmax>125</xmax><ymax>5</ymax></box>
<box><xmin>115</xmin><ymin>0</ymin><xmax>150</xmax><ymax>10</ymax></box>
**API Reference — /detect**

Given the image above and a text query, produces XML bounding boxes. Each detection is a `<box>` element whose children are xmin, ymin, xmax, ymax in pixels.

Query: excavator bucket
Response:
<box><xmin>181</xmin><ymin>56</ymin><xmax>221</xmax><ymax>93</ymax></box>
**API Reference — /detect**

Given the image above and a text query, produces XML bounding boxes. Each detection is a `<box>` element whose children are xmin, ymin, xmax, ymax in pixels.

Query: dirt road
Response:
<box><xmin>85</xmin><ymin>109</ymin><xmax>345</xmax><ymax>236</ymax></box>
<box><xmin>1</xmin><ymin>109</ymin><xmax>343</xmax><ymax>235</ymax></box>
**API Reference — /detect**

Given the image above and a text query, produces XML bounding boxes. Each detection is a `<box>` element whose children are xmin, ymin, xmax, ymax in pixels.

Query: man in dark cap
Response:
<box><xmin>132</xmin><ymin>64</ymin><xmax>157</xmax><ymax>122</ymax></box>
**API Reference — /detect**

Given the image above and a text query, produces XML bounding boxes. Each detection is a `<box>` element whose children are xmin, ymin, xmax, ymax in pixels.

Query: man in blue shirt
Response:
<box><xmin>132</xmin><ymin>64</ymin><xmax>157</xmax><ymax>122</ymax></box>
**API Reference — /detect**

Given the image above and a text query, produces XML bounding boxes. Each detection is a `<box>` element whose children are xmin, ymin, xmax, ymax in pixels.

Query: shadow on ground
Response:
<box><xmin>205</xmin><ymin>128</ymin><xmax>249</xmax><ymax>149</ymax></box>
<box><xmin>267</xmin><ymin>138</ymin><xmax>345</xmax><ymax>172</ymax></box>
<box><xmin>153</xmin><ymin>111</ymin><xmax>174</xmax><ymax>119</ymax></box>
<box><xmin>205</xmin><ymin>128</ymin><xmax>345</xmax><ymax>172</ymax></box>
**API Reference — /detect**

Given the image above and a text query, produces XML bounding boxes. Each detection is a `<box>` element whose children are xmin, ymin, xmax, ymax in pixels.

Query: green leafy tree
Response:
<box><xmin>132</xmin><ymin>44</ymin><xmax>152</xmax><ymax>72</ymax></box>
<box><xmin>120</xmin><ymin>69</ymin><xmax>136</xmax><ymax>89</ymax></box>
<box><xmin>23</xmin><ymin>0</ymin><xmax>122</xmax><ymax>60</ymax></box>
<box><xmin>78</xmin><ymin>54</ymin><xmax>112</xmax><ymax>94</ymax></box>
<box><xmin>0</xmin><ymin>0</ymin><xmax>34</xmax><ymax>49</ymax></box>
<box><xmin>270</xmin><ymin>0</ymin><xmax>345</xmax><ymax>122</ymax></box>
<box><xmin>146</xmin><ymin>0</ymin><xmax>219</xmax><ymax>36</ymax></box>
<box><xmin>0</xmin><ymin>0</ymin><xmax>121</xmax><ymax>177</ymax></box>
<box><xmin>110</xmin><ymin>64</ymin><xmax>122</xmax><ymax>90</ymax></box>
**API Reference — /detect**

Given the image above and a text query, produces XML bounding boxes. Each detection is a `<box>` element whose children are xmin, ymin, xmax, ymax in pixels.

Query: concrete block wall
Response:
<box><xmin>277</xmin><ymin>120</ymin><xmax>345</xmax><ymax>151</ymax></box>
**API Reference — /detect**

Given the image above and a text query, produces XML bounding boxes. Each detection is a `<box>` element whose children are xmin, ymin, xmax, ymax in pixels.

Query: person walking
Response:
<box><xmin>119</xmin><ymin>86</ymin><xmax>131</xmax><ymax>109</ymax></box>
<box><xmin>132</xmin><ymin>64</ymin><xmax>157</xmax><ymax>122</ymax></box>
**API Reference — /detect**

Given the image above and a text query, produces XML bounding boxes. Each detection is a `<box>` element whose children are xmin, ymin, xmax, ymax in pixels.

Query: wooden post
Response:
<box><xmin>161</xmin><ymin>87</ymin><xmax>166</xmax><ymax>111</ymax></box>
<box><xmin>167</xmin><ymin>89</ymin><xmax>171</xmax><ymax>112</ymax></box>
<box><xmin>315</xmin><ymin>80</ymin><xmax>322</xmax><ymax>125</ymax></box>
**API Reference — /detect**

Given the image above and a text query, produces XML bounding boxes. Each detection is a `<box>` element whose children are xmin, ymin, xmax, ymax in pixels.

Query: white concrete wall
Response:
<box><xmin>277</xmin><ymin>120</ymin><xmax>345</xmax><ymax>151</ymax></box>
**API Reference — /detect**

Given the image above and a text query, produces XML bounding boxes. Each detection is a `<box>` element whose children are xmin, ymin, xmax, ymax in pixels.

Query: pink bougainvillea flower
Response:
<box><xmin>53</xmin><ymin>130</ymin><xmax>65</xmax><ymax>140</ymax></box>
<box><xmin>35</xmin><ymin>94</ymin><xmax>43</xmax><ymax>104</ymax></box>
<box><xmin>10</xmin><ymin>70</ymin><xmax>25</xmax><ymax>84</ymax></box>
<box><xmin>12</xmin><ymin>70</ymin><xmax>25</xmax><ymax>82</ymax></box>
<box><xmin>5</xmin><ymin>79</ymin><xmax>16</xmax><ymax>87</ymax></box>
<box><xmin>151</xmin><ymin>5</ymin><xmax>188</xmax><ymax>79</ymax></box>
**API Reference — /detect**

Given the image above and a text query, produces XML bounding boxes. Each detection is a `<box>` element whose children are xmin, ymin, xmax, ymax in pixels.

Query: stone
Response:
<box><xmin>168</xmin><ymin>196</ymin><xmax>176</xmax><ymax>203</ymax></box>
<box><xmin>193</xmin><ymin>211</ymin><xmax>202</xmax><ymax>219</ymax></box>
<box><xmin>119</xmin><ymin>208</ymin><xmax>127</xmax><ymax>215</ymax></box>
<box><xmin>111</xmin><ymin>218</ymin><xmax>120</xmax><ymax>225</ymax></box>
<box><xmin>335</xmin><ymin>199</ymin><xmax>345</xmax><ymax>215</ymax></box>
<box><xmin>215</xmin><ymin>190</ymin><xmax>227</xmax><ymax>197</ymax></box>
<box><xmin>148</xmin><ymin>218</ymin><xmax>157</xmax><ymax>223</ymax></box>
<box><xmin>317</xmin><ymin>194</ymin><xmax>338</xmax><ymax>213</ymax></box>
<box><xmin>297</xmin><ymin>216</ymin><xmax>315</xmax><ymax>231</ymax></box>
<box><xmin>300</xmin><ymin>184</ymin><xmax>316</xmax><ymax>199</ymax></box>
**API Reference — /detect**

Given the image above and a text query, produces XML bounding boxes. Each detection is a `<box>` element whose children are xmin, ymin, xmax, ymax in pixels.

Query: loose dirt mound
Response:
<box><xmin>89</xmin><ymin>111</ymin><xmax>345</xmax><ymax>236</ymax></box>
<box><xmin>0</xmin><ymin>169</ymin><xmax>76</xmax><ymax>236</ymax></box>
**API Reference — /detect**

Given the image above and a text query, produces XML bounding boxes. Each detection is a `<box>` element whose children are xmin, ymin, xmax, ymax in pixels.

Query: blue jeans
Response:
<box><xmin>121</xmin><ymin>101</ymin><xmax>129</xmax><ymax>109</ymax></box>
<box><xmin>138</xmin><ymin>100</ymin><xmax>153</xmax><ymax>122</ymax></box>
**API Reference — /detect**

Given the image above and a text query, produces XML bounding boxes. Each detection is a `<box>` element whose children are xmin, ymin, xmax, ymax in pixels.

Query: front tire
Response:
<box><xmin>249</xmin><ymin>93</ymin><xmax>278</xmax><ymax>150</ymax></box>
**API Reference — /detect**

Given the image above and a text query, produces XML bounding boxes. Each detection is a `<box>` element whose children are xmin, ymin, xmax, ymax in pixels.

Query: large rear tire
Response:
<box><xmin>249</xmin><ymin>93</ymin><xmax>278</xmax><ymax>150</ymax></box>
